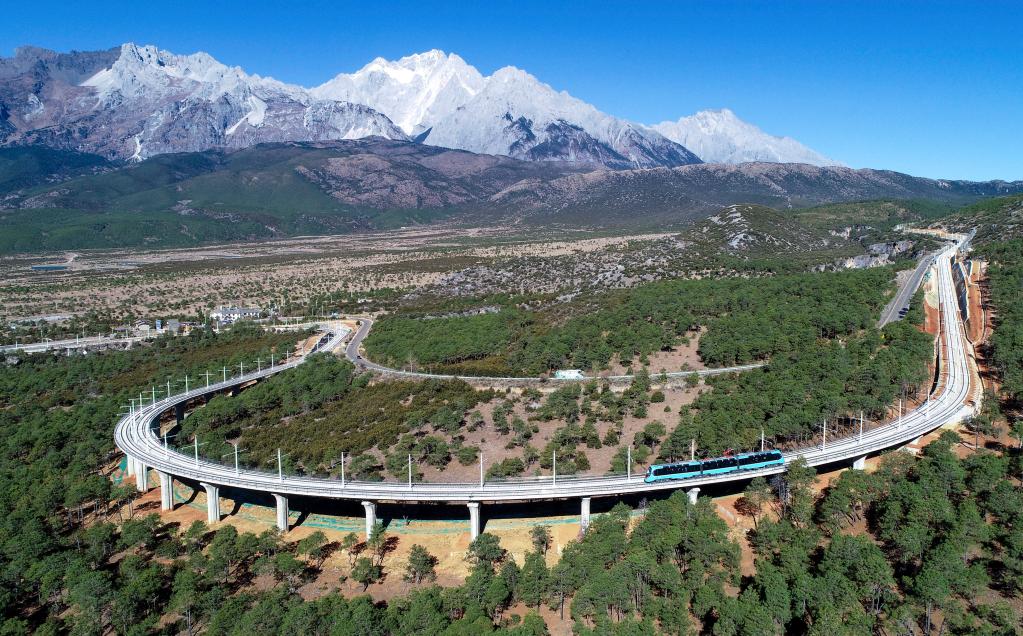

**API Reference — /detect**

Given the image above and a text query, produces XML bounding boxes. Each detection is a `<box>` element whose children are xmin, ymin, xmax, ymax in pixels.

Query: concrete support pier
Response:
<box><xmin>158</xmin><ymin>472</ymin><xmax>173</xmax><ymax>511</ymax></box>
<box><xmin>467</xmin><ymin>502</ymin><xmax>481</xmax><ymax>540</ymax></box>
<box><xmin>361</xmin><ymin>501</ymin><xmax>377</xmax><ymax>539</ymax></box>
<box><xmin>135</xmin><ymin>461</ymin><xmax>149</xmax><ymax>492</ymax></box>
<box><xmin>201</xmin><ymin>483</ymin><xmax>220</xmax><ymax>523</ymax></box>
<box><xmin>580</xmin><ymin>497</ymin><xmax>591</xmax><ymax>533</ymax></box>
<box><xmin>852</xmin><ymin>456</ymin><xmax>867</xmax><ymax>470</ymax></box>
<box><xmin>273</xmin><ymin>494</ymin><xmax>289</xmax><ymax>532</ymax></box>
<box><xmin>125</xmin><ymin>455</ymin><xmax>135</xmax><ymax>477</ymax></box>
<box><xmin>687</xmin><ymin>487</ymin><xmax>700</xmax><ymax>504</ymax></box>
<box><xmin>174</xmin><ymin>402</ymin><xmax>186</xmax><ymax>424</ymax></box>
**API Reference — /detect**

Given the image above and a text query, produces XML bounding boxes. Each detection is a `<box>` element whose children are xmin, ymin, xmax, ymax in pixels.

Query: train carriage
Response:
<box><xmin>645</xmin><ymin>450</ymin><xmax>784</xmax><ymax>483</ymax></box>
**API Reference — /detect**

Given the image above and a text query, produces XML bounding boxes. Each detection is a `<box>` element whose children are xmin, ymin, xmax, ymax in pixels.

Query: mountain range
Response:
<box><xmin>0</xmin><ymin>43</ymin><xmax>833</xmax><ymax>169</ymax></box>
<box><xmin>2</xmin><ymin>139</ymin><xmax>1020</xmax><ymax>254</ymax></box>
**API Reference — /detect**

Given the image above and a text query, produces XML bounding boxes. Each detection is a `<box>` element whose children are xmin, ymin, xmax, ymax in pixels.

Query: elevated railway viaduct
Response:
<box><xmin>116</xmin><ymin>240</ymin><xmax>977</xmax><ymax>540</ymax></box>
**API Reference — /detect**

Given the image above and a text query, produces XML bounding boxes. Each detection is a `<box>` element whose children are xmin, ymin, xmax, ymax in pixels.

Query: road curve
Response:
<box><xmin>344</xmin><ymin>316</ymin><xmax>766</xmax><ymax>383</ymax></box>
<box><xmin>114</xmin><ymin>238</ymin><xmax>976</xmax><ymax>504</ymax></box>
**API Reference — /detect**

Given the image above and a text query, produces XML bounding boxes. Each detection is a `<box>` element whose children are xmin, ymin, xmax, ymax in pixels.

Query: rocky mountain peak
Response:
<box><xmin>651</xmin><ymin>109</ymin><xmax>838</xmax><ymax>167</ymax></box>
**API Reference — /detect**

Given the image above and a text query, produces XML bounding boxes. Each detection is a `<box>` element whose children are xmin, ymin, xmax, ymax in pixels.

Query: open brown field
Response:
<box><xmin>0</xmin><ymin>225</ymin><xmax>675</xmax><ymax>322</ymax></box>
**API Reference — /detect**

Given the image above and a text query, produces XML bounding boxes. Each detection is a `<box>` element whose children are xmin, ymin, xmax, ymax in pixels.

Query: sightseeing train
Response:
<box><xmin>644</xmin><ymin>450</ymin><xmax>785</xmax><ymax>483</ymax></box>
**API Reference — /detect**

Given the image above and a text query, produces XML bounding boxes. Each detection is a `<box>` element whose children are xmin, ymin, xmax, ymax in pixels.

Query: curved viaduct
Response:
<box><xmin>116</xmin><ymin>240</ymin><xmax>976</xmax><ymax>539</ymax></box>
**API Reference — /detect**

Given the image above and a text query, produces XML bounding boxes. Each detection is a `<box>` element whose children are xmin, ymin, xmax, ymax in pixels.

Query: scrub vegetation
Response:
<box><xmin>365</xmin><ymin>267</ymin><xmax>908</xmax><ymax>376</ymax></box>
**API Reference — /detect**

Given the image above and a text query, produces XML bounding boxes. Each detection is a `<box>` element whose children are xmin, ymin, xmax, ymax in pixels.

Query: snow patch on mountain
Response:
<box><xmin>313</xmin><ymin>50</ymin><xmax>484</xmax><ymax>136</ymax></box>
<box><xmin>650</xmin><ymin>109</ymin><xmax>838</xmax><ymax>166</ymax></box>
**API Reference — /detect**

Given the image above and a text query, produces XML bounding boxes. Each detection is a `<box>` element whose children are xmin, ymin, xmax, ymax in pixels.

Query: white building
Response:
<box><xmin>210</xmin><ymin>306</ymin><xmax>261</xmax><ymax>323</ymax></box>
<box><xmin>554</xmin><ymin>369</ymin><xmax>585</xmax><ymax>380</ymax></box>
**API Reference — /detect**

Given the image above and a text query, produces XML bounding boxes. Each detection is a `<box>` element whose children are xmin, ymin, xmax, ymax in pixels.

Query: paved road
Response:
<box><xmin>115</xmin><ymin>238</ymin><xmax>976</xmax><ymax>504</ymax></box>
<box><xmin>344</xmin><ymin>316</ymin><xmax>765</xmax><ymax>383</ymax></box>
<box><xmin>878</xmin><ymin>253</ymin><xmax>935</xmax><ymax>327</ymax></box>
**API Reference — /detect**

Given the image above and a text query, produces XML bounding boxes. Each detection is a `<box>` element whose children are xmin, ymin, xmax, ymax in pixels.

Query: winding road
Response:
<box><xmin>343</xmin><ymin>316</ymin><xmax>765</xmax><ymax>383</ymax></box>
<box><xmin>114</xmin><ymin>236</ymin><xmax>977</xmax><ymax>537</ymax></box>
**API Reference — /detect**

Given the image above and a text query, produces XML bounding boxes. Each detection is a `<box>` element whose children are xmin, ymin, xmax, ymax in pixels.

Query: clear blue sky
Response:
<box><xmin>3</xmin><ymin>0</ymin><xmax>1021</xmax><ymax>181</ymax></box>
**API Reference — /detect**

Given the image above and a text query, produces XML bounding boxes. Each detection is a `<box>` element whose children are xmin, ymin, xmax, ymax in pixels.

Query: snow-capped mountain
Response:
<box><xmin>315</xmin><ymin>51</ymin><xmax>699</xmax><ymax>169</ymax></box>
<box><xmin>1</xmin><ymin>43</ymin><xmax>835</xmax><ymax>169</ymax></box>
<box><xmin>312</xmin><ymin>50</ymin><xmax>484</xmax><ymax>137</ymax></box>
<box><xmin>0</xmin><ymin>43</ymin><xmax>406</xmax><ymax>160</ymax></box>
<box><xmin>650</xmin><ymin>109</ymin><xmax>837</xmax><ymax>166</ymax></box>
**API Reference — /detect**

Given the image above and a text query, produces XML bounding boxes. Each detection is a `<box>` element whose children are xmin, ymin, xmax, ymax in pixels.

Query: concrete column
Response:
<box><xmin>174</xmin><ymin>402</ymin><xmax>186</xmax><ymax>424</ymax></box>
<box><xmin>201</xmin><ymin>483</ymin><xmax>220</xmax><ymax>523</ymax></box>
<box><xmin>158</xmin><ymin>472</ymin><xmax>173</xmax><ymax>511</ymax></box>
<box><xmin>580</xmin><ymin>497</ymin><xmax>591</xmax><ymax>533</ymax></box>
<box><xmin>125</xmin><ymin>454</ymin><xmax>135</xmax><ymax>477</ymax></box>
<box><xmin>361</xmin><ymin>501</ymin><xmax>377</xmax><ymax>539</ymax></box>
<box><xmin>467</xmin><ymin>502</ymin><xmax>481</xmax><ymax>540</ymax></box>
<box><xmin>687</xmin><ymin>487</ymin><xmax>700</xmax><ymax>504</ymax></box>
<box><xmin>852</xmin><ymin>456</ymin><xmax>867</xmax><ymax>470</ymax></box>
<box><xmin>273</xmin><ymin>493</ymin><xmax>289</xmax><ymax>531</ymax></box>
<box><xmin>136</xmin><ymin>462</ymin><xmax>149</xmax><ymax>492</ymax></box>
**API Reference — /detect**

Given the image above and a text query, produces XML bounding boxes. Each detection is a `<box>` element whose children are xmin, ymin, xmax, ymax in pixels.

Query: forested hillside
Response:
<box><xmin>943</xmin><ymin>194</ymin><xmax>1023</xmax><ymax>244</ymax></box>
<box><xmin>181</xmin><ymin>354</ymin><xmax>495</xmax><ymax>478</ymax></box>
<box><xmin>978</xmin><ymin>240</ymin><xmax>1023</xmax><ymax>407</ymax></box>
<box><xmin>366</xmin><ymin>267</ymin><xmax>903</xmax><ymax>376</ymax></box>
<box><xmin>0</xmin><ymin>324</ymin><xmax>308</xmax><ymax>633</ymax></box>
<box><xmin>1</xmin><ymin>142</ymin><xmax>1020</xmax><ymax>254</ymax></box>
